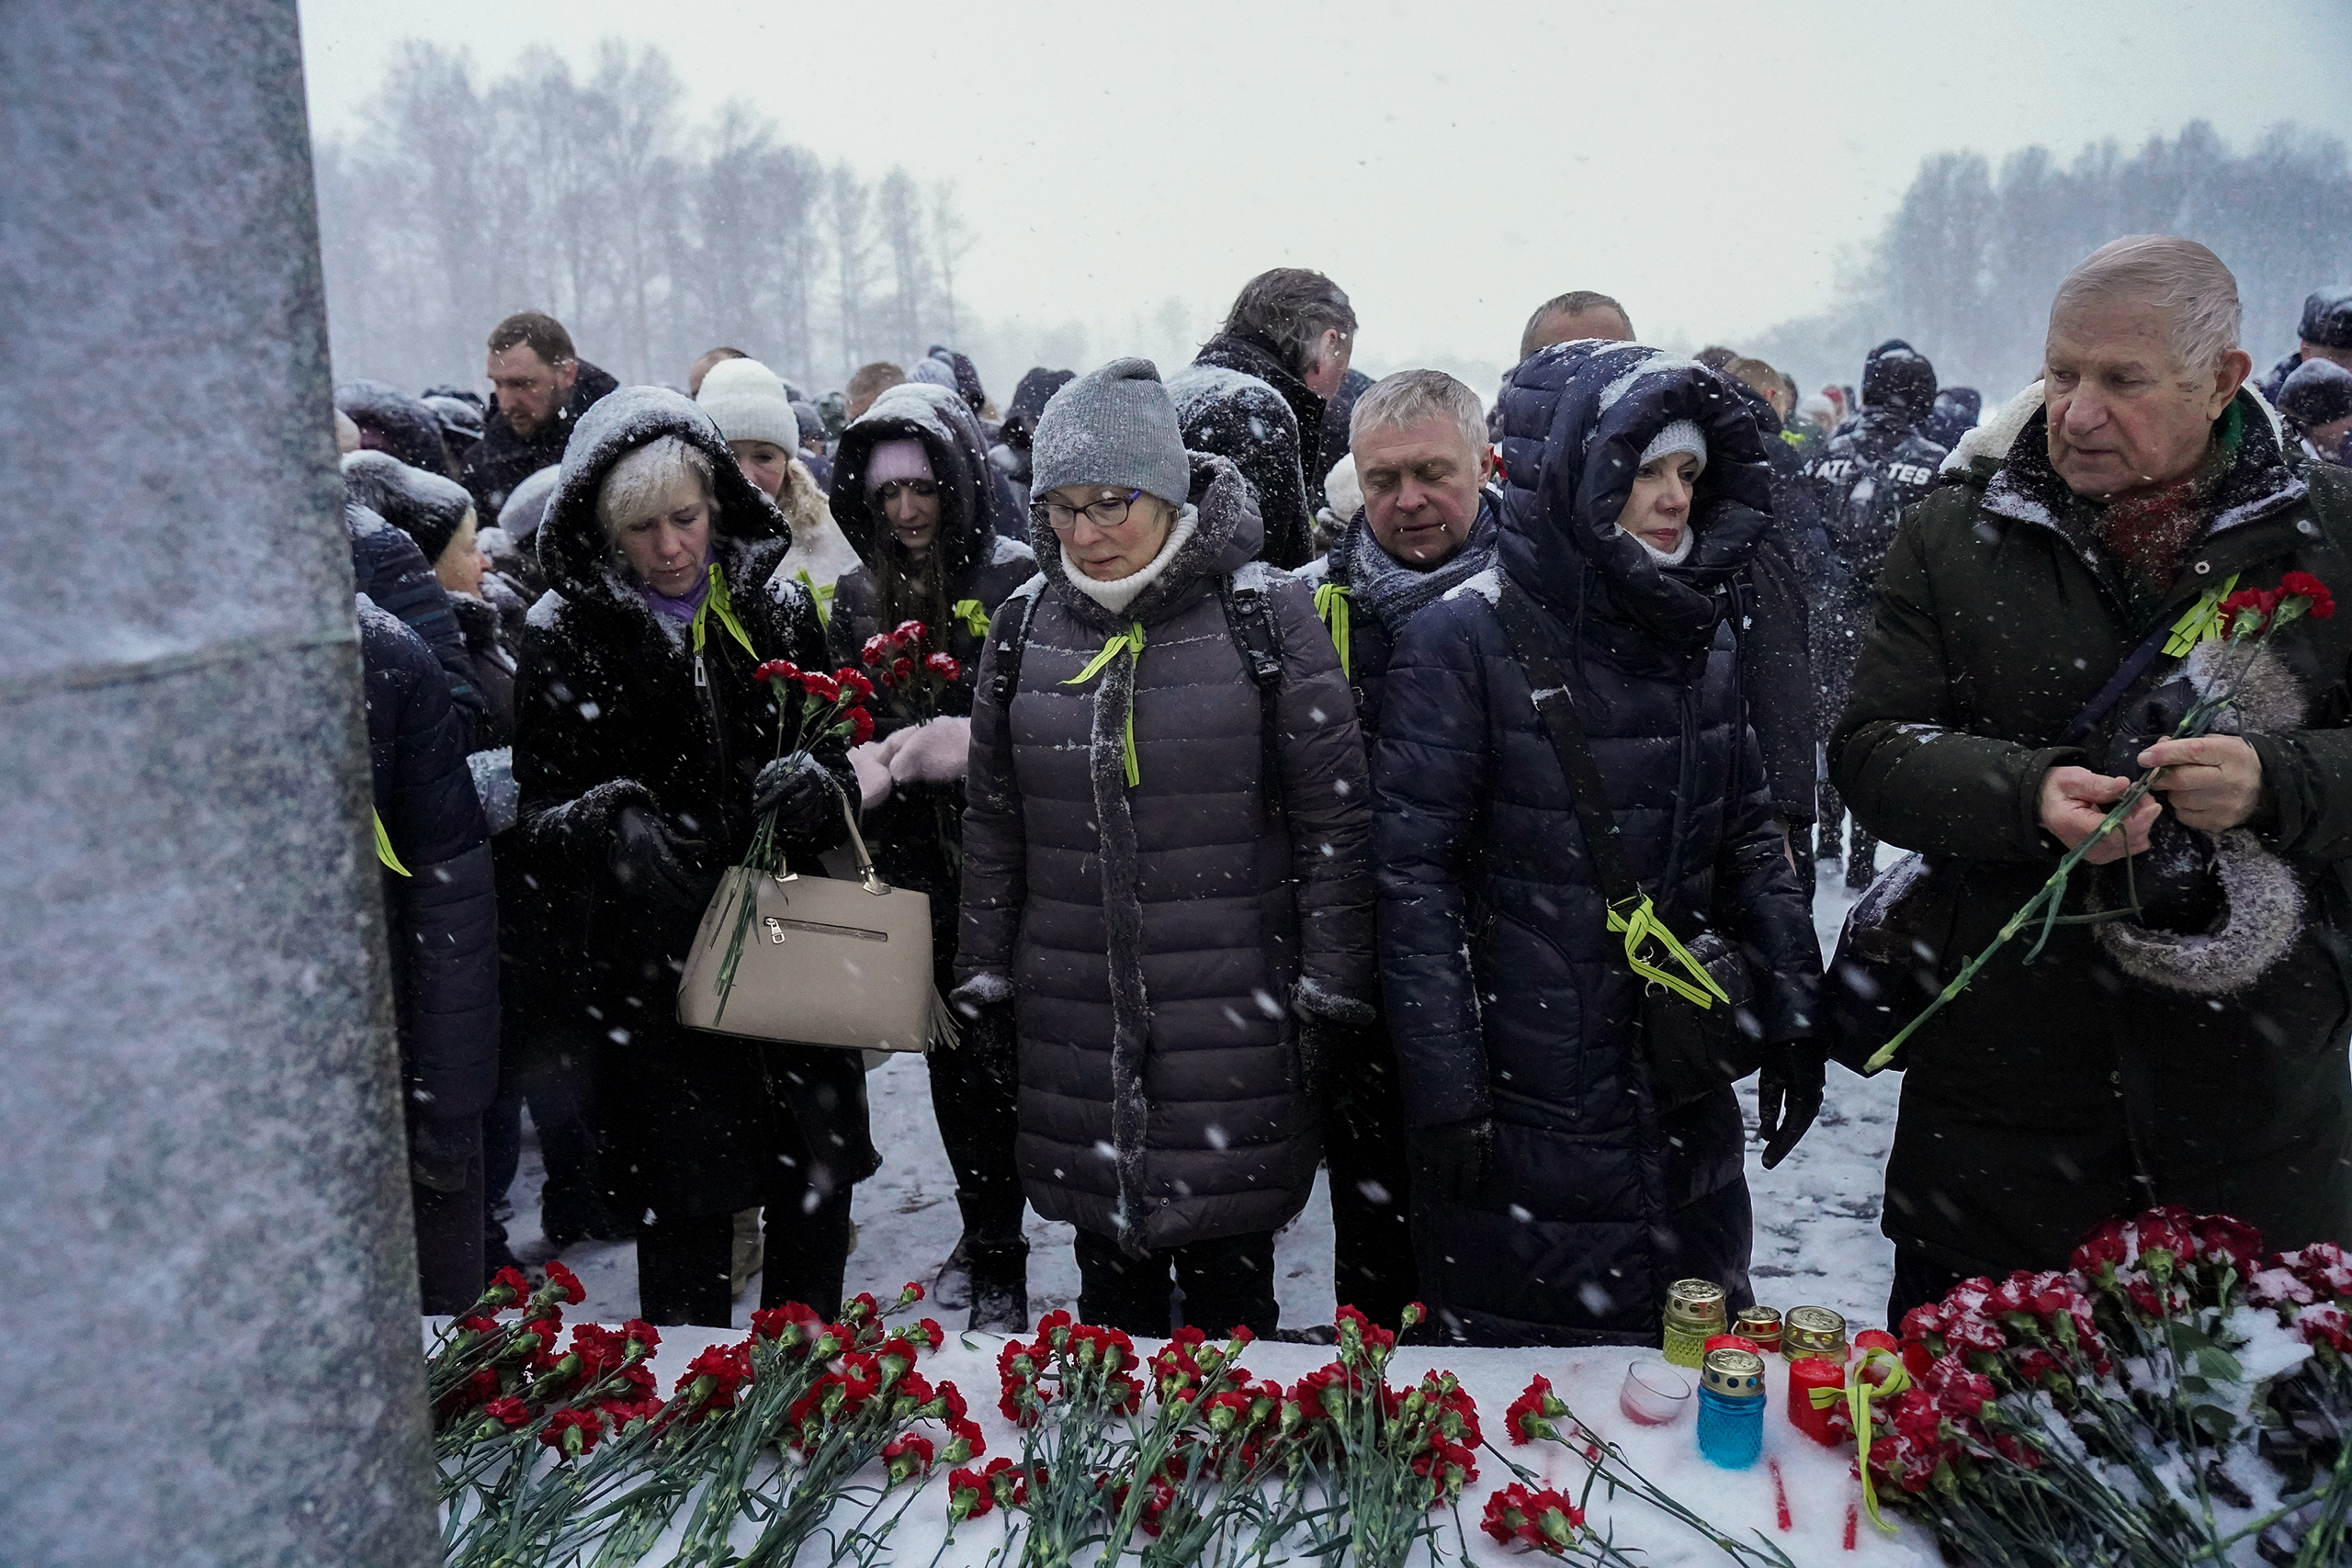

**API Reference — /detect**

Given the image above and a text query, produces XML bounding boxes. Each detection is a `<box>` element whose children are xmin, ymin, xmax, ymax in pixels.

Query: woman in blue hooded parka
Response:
<box><xmin>1373</xmin><ymin>342</ymin><xmax>1826</xmax><ymax>1346</ymax></box>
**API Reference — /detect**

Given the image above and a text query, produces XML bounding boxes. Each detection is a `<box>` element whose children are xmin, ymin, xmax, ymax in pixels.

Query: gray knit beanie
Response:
<box><xmin>1029</xmin><ymin>356</ymin><xmax>1192</xmax><ymax>509</ymax></box>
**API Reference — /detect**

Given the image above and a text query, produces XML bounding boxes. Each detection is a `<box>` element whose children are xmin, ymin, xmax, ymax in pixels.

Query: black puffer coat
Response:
<box><xmin>958</xmin><ymin>454</ymin><xmax>1375</xmax><ymax>1252</ymax></box>
<box><xmin>361</xmin><ymin>596</ymin><xmax>498</xmax><ymax>1145</ymax></box>
<box><xmin>1717</xmin><ymin>376</ymin><xmax>1822</xmax><ymax>828</ymax></box>
<box><xmin>1170</xmin><ymin>334</ymin><xmax>1324</xmax><ymax>570</ymax></box>
<box><xmin>346</xmin><ymin>502</ymin><xmax>487</xmax><ymax>741</ymax></box>
<box><xmin>827</xmin><ymin>385</ymin><xmax>1040</xmax><ymax>976</ymax></box>
<box><xmin>513</xmin><ymin>387</ymin><xmax>875</xmax><ymax>1223</ymax></box>
<box><xmin>1375</xmin><ymin>342</ymin><xmax>1821</xmax><ymax>1345</ymax></box>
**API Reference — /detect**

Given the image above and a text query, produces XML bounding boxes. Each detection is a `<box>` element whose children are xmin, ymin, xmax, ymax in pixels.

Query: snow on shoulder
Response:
<box><xmin>1442</xmin><ymin>566</ymin><xmax>1501</xmax><ymax>604</ymax></box>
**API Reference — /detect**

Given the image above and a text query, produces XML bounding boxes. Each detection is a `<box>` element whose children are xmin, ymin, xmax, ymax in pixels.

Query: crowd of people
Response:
<box><xmin>343</xmin><ymin>246</ymin><xmax>2352</xmax><ymax>1347</ymax></box>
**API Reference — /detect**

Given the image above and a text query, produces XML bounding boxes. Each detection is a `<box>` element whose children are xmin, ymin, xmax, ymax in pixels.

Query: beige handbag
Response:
<box><xmin>676</xmin><ymin>793</ymin><xmax>957</xmax><ymax>1053</ymax></box>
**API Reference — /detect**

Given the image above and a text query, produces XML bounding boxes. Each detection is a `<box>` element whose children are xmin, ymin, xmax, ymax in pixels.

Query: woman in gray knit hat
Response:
<box><xmin>954</xmin><ymin>357</ymin><xmax>1376</xmax><ymax>1336</ymax></box>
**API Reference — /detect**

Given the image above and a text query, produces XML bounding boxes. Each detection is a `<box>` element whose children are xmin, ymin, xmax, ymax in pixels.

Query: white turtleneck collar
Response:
<box><xmin>1624</xmin><ymin>524</ymin><xmax>1695</xmax><ymax>567</ymax></box>
<box><xmin>1060</xmin><ymin>504</ymin><xmax>1199</xmax><ymax>615</ymax></box>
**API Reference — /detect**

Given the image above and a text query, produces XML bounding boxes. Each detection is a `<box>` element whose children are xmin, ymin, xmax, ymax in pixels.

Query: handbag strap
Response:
<box><xmin>1491</xmin><ymin>578</ymin><xmax>1641</xmax><ymax>908</ymax></box>
<box><xmin>2054</xmin><ymin>618</ymin><xmax>2175</xmax><ymax>749</ymax></box>
<box><xmin>1492</xmin><ymin>579</ymin><xmax>1729</xmax><ymax>1009</ymax></box>
<box><xmin>776</xmin><ymin>779</ymin><xmax>890</xmax><ymax>895</ymax></box>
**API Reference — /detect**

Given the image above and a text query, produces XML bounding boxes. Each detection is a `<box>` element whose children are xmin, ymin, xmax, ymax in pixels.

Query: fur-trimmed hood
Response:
<box><xmin>1491</xmin><ymin>341</ymin><xmax>1775</xmax><ymax>646</ymax></box>
<box><xmin>828</xmin><ymin>382</ymin><xmax>1021</xmax><ymax>589</ymax></box>
<box><xmin>1029</xmin><ymin>451</ymin><xmax>1263</xmax><ymax>635</ymax></box>
<box><xmin>536</xmin><ymin>385</ymin><xmax>794</xmax><ymax>628</ymax></box>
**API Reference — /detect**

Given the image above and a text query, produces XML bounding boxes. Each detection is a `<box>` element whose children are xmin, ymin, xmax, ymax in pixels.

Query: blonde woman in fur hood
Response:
<box><xmin>696</xmin><ymin>356</ymin><xmax>864</xmax><ymax>593</ymax></box>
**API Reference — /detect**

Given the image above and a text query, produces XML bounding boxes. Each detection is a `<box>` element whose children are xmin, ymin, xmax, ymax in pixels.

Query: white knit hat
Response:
<box><xmin>1639</xmin><ymin>419</ymin><xmax>1707</xmax><ymax>470</ymax></box>
<box><xmin>695</xmin><ymin>357</ymin><xmax>797</xmax><ymax>449</ymax></box>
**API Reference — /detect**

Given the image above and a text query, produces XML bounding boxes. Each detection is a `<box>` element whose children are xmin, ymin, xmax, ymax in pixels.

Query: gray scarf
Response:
<box><xmin>1331</xmin><ymin>492</ymin><xmax>1500</xmax><ymax>630</ymax></box>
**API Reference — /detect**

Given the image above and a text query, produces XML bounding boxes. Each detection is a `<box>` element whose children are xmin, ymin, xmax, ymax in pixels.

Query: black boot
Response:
<box><xmin>966</xmin><ymin>1238</ymin><xmax>1030</xmax><ymax>1334</ymax></box>
<box><xmin>933</xmin><ymin>1235</ymin><xmax>973</xmax><ymax>1313</ymax></box>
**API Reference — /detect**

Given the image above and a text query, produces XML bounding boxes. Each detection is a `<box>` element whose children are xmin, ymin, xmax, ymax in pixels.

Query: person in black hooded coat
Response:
<box><xmin>514</xmin><ymin>387</ymin><xmax>874</xmax><ymax>1326</ymax></box>
<box><xmin>339</xmin><ymin>379</ymin><xmax>458</xmax><ymax>478</ymax></box>
<box><xmin>1801</xmin><ymin>341</ymin><xmax>1950</xmax><ymax>889</ymax></box>
<box><xmin>825</xmin><ymin>379</ymin><xmax>1041</xmax><ymax>1328</ymax></box>
<box><xmin>1375</xmin><ymin>341</ymin><xmax>1825</xmax><ymax>1346</ymax></box>
<box><xmin>345</xmin><ymin>498</ymin><xmax>488</xmax><ymax>742</ymax></box>
<box><xmin>360</xmin><ymin>594</ymin><xmax>498</xmax><ymax>1314</ymax></box>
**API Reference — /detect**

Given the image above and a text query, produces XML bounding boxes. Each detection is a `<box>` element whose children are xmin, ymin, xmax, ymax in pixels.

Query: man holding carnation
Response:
<box><xmin>1833</xmin><ymin>235</ymin><xmax>2352</xmax><ymax>1323</ymax></box>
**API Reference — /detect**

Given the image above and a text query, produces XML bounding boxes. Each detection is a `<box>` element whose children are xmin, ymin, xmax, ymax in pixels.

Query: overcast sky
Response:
<box><xmin>299</xmin><ymin>0</ymin><xmax>2352</xmax><ymax>381</ymax></box>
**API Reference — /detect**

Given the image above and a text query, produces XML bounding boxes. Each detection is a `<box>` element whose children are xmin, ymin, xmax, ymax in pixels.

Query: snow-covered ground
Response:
<box><xmin>512</xmin><ymin>879</ymin><xmax>1898</xmax><ymax>1336</ymax></box>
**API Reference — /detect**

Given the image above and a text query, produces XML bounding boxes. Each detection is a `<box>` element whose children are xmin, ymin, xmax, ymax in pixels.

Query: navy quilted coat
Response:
<box><xmin>1374</xmin><ymin>343</ymin><xmax>1821</xmax><ymax>1345</ymax></box>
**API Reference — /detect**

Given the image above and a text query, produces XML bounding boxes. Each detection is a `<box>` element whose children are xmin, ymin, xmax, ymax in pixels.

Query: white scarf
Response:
<box><xmin>1060</xmin><ymin>505</ymin><xmax>1199</xmax><ymax>614</ymax></box>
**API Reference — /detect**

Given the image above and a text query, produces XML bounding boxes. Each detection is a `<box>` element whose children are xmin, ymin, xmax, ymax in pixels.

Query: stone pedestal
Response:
<box><xmin>0</xmin><ymin>5</ymin><xmax>441</xmax><ymax>1562</ymax></box>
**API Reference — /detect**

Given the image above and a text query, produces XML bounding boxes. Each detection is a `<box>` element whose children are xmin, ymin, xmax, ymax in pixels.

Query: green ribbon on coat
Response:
<box><xmin>1313</xmin><ymin>581</ymin><xmax>1353</xmax><ymax>679</ymax></box>
<box><xmin>1606</xmin><ymin>896</ymin><xmax>1728</xmax><ymax>1009</ymax></box>
<box><xmin>1064</xmin><ymin>622</ymin><xmax>1148</xmax><ymax>787</ymax></box>
<box><xmin>2163</xmin><ymin>572</ymin><xmax>2240</xmax><ymax>658</ymax></box>
<box><xmin>373</xmin><ymin>809</ymin><xmax>411</xmax><ymax>876</ymax></box>
<box><xmin>690</xmin><ymin>562</ymin><xmax>758</xmax><ymax>663</ymax></box>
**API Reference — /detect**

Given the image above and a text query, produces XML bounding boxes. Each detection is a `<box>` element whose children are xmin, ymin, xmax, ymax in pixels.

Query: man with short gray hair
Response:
<box><xmin>1296</xmin><ymin>368</ymin><xmax>1500</xmax><ymax>1328</ymax></box>
<box><xmin>1832</xmin><ymin>234</ymin><xmax>2352</xmax><ymax>1322</ymax></box>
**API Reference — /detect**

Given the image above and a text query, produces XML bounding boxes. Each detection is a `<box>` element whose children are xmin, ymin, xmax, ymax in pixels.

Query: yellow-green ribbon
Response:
<box><xmin>796</xmin><ymin>569</ymin><xmax>837</xmax><ymax>629</ymax></box>
<box><xmin>1313</xmin><ymin>581</ymin><xmax>1353</xmax><ymax>679</ymax></box>
<box><xmin>1807</xmin><ymin>1346</ymin><xmax>1912</xmax><ymax>1534</ymax></box>
<box><xmin>1064</xmin><ymin>622</ymin><xmax>1147</xmax><ymax>787</ymax></box>
<box><xmin>953</xmin><ymin>597</ymin><xmax>992</xmax><ymax>637</ymax></box>
<box><xmin>1607</xmin><ymin>895</ymin><xmax>1729</xmax><ymax>1009</ymax></box>
<box><xmin>373</xmin><ymin>809</ymin><xmax>411</xmax><ymax>876</ymax></box>
<box><xmin>2163</xmin><ymin>572</ymin><xmax>2240</xmax><ymax>657</ymax></box>
<box><xmin>691</xmin><ymin>563</ymin><xmax>759</xmax><ymax>663</ymax></box>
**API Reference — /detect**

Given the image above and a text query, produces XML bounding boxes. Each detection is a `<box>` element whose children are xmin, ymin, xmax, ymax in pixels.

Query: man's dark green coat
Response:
<box><xmin>1831</xmin><ymin>389</ymin><xmax>2352</xmax><ymax>1276</ymax></box>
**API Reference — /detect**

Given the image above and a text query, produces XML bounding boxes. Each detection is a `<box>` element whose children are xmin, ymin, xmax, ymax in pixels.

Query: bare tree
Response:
<box><xmin>931</xmin><ymin>180</ymin><xmax>975</xmax><ymax>348</ymax></box>
<box><xmin>827</xmin><ymin>161</ymin><xmax>875</xmax><ymax>381</ymax></box>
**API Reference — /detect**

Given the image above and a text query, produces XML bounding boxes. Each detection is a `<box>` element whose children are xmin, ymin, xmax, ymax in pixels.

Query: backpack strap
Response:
<box><xmin>1216</xmin><ymin>570</ymin><xmax>1285</xmax><ymax>817</ymax></box>
<box><xmin>986</xmin><ymin>578</ymin><xmax>1045</xmax><ymax>711</ymax></box>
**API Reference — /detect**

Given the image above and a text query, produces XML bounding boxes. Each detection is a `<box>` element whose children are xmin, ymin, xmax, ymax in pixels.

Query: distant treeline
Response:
<box><xmin>314</xmin><ymin>39</ymin><xmax>974</xmax><ymax>393</ymax></box>
<box><xmin>1753</xmin><ymin>120</ymin><xmax>2352</xmax><ymax>400</ymax></box>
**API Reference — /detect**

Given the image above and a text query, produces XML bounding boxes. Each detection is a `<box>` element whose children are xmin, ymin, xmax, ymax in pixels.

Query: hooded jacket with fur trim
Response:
<box><xmin>956</xmin><ymin>452</ymin><xmax>1374</xmax><ymax>1255</ymax></box>
<box><xmin>1375</xmin><ymin>340</ymin><xmax>1821</xmax><ymax>1346</ymax></box>
<box><xmin>512</xmin><ymin>386</ymin><xmax>875</xmax><ymax>1221</ymax></box>
<box><xmin>1832</xmin><ymin>383</ymin><xmax>2352</xmax><ymax>1280</ymax></box>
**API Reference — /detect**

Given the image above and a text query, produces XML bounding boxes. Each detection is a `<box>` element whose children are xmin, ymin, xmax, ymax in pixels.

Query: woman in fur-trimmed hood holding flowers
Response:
<box><xmin>953</xmin><ymin>357</ymin><xmax>1374</xmax><ymax>1338</ymax></box>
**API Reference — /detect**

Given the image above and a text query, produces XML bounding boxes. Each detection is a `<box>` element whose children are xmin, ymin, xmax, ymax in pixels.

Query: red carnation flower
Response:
<box><xmin>847</xmin><ymin>706</ymin><xmax>876</xmax><ymax>746</ymax></box>
<box><xmin>538</xmin><ymin>1406</ymin><xmax>602</xmax><ymax>1457</ymax></box>
<box><xmin>541</xmin><ymin>1259</ymin><xmax>586</xmax><ymax>1306</ymax></box>
<box><xmin>2281</xmin><ymin>570</ymin><xmax>2335</xmax><ymax>620</ymax></box>
<box><xmin>835</xmin><ymin>667</ymin><xmax>876</xmax><ymax>701</ymax></box>
<box><xmin>947</xmin><ymin>1466</ymin><xmax>995</xmax><ymax>1524</ymax></box>
<box><xmin>486</xmin><ymin>1265</ymin><xmax>530</xmax><ymax>1305</ymax></box>
<box><xmin>2219</xmin><ymin>588</ymin><xmax>2282</xmax><ymax>637</ymax></box>
<box><xmin>893</xmin><ymin>619</ymin><xmax>927</xmax><ymax>648</ymax></box>
<box><xmin>797</xmin><ymin>671</ymin><xmax>841</xmax><ymax>704</ymax></box>
<box><xmin>482</xmin><ymin>1395</ymin><xmax>533</xmax><ymax>1429</ymax></box>
<box><xmin>861</xmin><ymin>635</ymin><xmax>896</xmax><ymax>668</ymax></box>
<box><xmin>925</xmin><ymin>651</ymin><xmax>962</xmax><ymax>682</ymax></box>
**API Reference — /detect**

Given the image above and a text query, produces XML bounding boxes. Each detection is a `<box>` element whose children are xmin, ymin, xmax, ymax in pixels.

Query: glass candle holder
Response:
<box><xmin>1619</xmin><ymin>1359</ymin><xmax>1693</xmax><ymax>1427</ymax></box>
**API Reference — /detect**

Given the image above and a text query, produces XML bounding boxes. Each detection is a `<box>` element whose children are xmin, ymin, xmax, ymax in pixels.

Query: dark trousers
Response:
<box><xmin>637</xmin><ymin>1179</ymin><xmax>856</xmax><ymax>1327</ymax></box>
<box><xmin>930</xmin><ymin>1001</ymin><xmax>1024</xmax><ymax>1245</ymax></box>
<box><xmin>484</xmin><ymin>1021</ymin><xmax>605</xmax><ymax>1249</ymax></box>
<box><xmin>413</xmin><ymin>1154</ymin><xmax>486</xmax><ymax>1316</ymax></box>
<box><xmin>1321</xmin><ymin>1021</ymin><xmax>1420</xmax><ymax>1330</ymax></box>
<box><xmin>1886</xmin><ymin>1247</ymin><xmax>1973</xmax><ymax>1331</ymax></box>
<box><xmin>1073</xmin><ymin>1228</ymin><xmax>1280</xmax><ymax>1338</ymax></box>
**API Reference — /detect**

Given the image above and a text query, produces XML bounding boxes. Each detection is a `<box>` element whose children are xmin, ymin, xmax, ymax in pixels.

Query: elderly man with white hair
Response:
<box><xmin>1832</xmin><ymin>235</ymin><xmax>2352</xmax><ymax>1324</ymax></box>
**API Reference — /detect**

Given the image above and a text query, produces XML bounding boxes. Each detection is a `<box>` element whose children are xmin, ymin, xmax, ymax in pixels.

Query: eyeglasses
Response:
<box><xmin>1033</xmin><ymin>489</ymin><xmax>1143</xmax><ymax>531</ymax></box>
<box><xmin>873</xmin><ymin>479</ymin><xmax>938</xmax><ymax>504</ymax></box>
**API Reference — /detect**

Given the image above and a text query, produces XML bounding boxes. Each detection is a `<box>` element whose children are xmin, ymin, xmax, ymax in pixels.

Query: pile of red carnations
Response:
<box><xmin>427</xmin><ymin>1277</ymin><xmax>972</xmax><ymax>1568</ymax></box>
<box><xmin>1838</xmin><ymin>1206</ymin><xmax>2352</xmax><ymax>1566</ymax></box>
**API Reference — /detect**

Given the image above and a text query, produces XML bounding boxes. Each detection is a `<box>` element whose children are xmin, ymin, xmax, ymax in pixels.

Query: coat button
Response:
<box><xmin>2194</xmin><ymin>560</ymin><xmax>2211</xmax><ymax>574</ymax></box>
<box><xmin>2300</xmin><ymin>518</ymin><xmax>2319</xmax><ymax>536</ymax></box>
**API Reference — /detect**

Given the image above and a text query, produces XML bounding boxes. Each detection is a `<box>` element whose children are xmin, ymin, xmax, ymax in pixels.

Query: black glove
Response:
<box><xmin>754</xmin><ymin>751</ymin><xmax>842</xmax><ymax>837</ymax></box>
<box><xmin>612</xmin><ymin>805</ymin><xmax>717</xmax><ymax>914</ymax></box>
<box><xmin>1757</xmin><ymin>1037</ymin><xmax>1828</xmax><ymax>1168</ymax></box>
<box><xmin>1416</xmin><ymin>1117</ymin><xmax>1494</xmax><ymax>1193</ymax></box>
<box><xmin>408</xmin><ymin>1113</ymin><xmax>479</xmax><ymax>1194</ymax></box>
